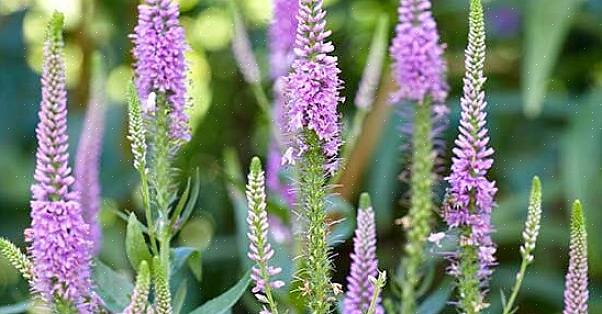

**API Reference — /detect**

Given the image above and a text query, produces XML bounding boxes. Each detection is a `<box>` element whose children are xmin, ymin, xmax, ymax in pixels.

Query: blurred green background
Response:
<box><xmin>0</xmin><ymin>0</ymin><xmax>601</xmax><ymax>313</ymax></box>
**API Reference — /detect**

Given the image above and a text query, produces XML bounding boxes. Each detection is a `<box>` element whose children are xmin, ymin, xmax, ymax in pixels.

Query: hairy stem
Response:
<box><xmin>400</xmin><ymin>100</ymin><xmax>434</xmax><ymax>314</ymax></box>
<box><xmin>299</xmin><ymin>131</ymin><xmax>333</xmax><ymax>314</ymax></box>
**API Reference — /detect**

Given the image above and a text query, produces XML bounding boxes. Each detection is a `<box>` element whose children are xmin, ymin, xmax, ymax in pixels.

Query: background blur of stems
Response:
<box><xmin>1</xmin><ymin>0</ymin><xmax>602</xmax><ymax>313</ymax></box>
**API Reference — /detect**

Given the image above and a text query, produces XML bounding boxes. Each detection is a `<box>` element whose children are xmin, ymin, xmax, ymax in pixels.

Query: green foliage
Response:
<box><xmin>126</xmin><ymin>213</ymin><xmax>152</xmax><ymax>271</ymax></box>
<box><xmin>92</xmin><ymin>260</ymin><xmax>134</xmax><ymax>313</ymax></box>
<box><xmin>189</xmin><ymin>269</ymin><xmax>251</xmax><ymax>314</ymax></box>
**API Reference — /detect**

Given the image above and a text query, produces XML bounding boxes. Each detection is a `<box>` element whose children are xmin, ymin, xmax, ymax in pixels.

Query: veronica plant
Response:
<box><xmin>563</xmin><ymin>201</ymin><xmax>589</xmax><ymax>314</ymax></box>
<box><xmin>344</xmin><ymin>193</ymin><xmax>384</xmax><ymax>314</ymax></box>
<box><xmin>442</xmin><ymin>1</ymin><xmax>497</xmax><ymax>312</ymax></box>
<box><xmin>389</xmin><ymin>0</ymin><xmax>448</xmax><ymax>311</ymax></box>
<box><xmin>282</xmin><ymin>0</ymin><xmax>344</xmax><ymax>312</ymax></box>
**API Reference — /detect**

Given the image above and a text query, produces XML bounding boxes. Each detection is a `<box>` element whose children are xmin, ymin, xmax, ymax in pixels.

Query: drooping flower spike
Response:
<box><xmin>344</xmin><ymin>193</ymin><xmax>383</xmax><ymax>314</ymax></box>
<box><xmin>131</xmin><ymin>0</ymin><xmax>190</xmax><ymax>142</ymax></box>
<box><xmin>283</xmin><ymin>0</ymin><xmax>344</xmax><ymax>174</ymax></box>
<box><xmin>246</xmin><ymin>157</ymin><xmax>284</xmax><ymax>313</ymax></box>
<box><xmin>26</xmin><ymin>12</ymin><xmax>96</xmax><ymax>312</ymax></box>
<box><xmin>563</xmin><ymin>201</ymin><xmax>589</xmax><ymax>314</ymax></box>
<box><xmin>442</xmin><ymin>0</ymin><xmax>497</xmax><ymax>312</ymax></box>
<box><xmin>74</xmin><ymin>54</ymin><xmax>106</xmax><ymax>254</ymax></box>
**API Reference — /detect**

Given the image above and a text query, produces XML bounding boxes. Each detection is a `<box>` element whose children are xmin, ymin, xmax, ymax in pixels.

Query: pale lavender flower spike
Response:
<box><xmin>74</xmin><ymin>56</ymin><xmax>105</xmax><ymax>254</ymax></box>
<box><xmin>284</xmin><ymin>0</ymin><xmax>344</xmax><ymax>173</ymax></box>
<box><xmin>390</xmin><ymin>0</ymin><xmax>448</xmax><ymax>105</ymax></box>
<box><xmin>26</xmin><ymin>12</ymin><xmax>95</xmax><ymax>312</ymax></box>
<box><xmin>563</xmin><ymin>201</ymin><xmax>588</xmax><ymax>314</ymax></box>
<box><xmin>232</xmin><ymin>8</ymin><xmax>261</xmax><ymax>84</ymax></box>
<box><xmin>269</xmin><ymin>0</ymin><xmax>299</xmax><ymax>79</ymax></box>
<box><xmin>443</xmin><ymin>0</ymin><xmax>497</xmax><ymax>286</ymax></box>
<box><xmin>344</xmin><ymin>193</ymin><xmax>383</xmax><ymax>314</ymax></box>
<box><xmin>131</xmin><ymin>0</ymin><xmax>190</xmax><ymax>142</ymax></box>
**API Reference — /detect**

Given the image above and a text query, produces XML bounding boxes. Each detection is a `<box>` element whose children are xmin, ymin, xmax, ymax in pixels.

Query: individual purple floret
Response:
<box><xmin>390</xmin><ymin>0</ymin><xmax>448</xmax><ymax>105</ymax></box>
<box><xmin>344</xmin><ymin>194</ymin><xmax>383</xmax><ymax>314</ymax></box>
<box><xmin>443</xmin><ymin>0</ymin><xmax>497</xmax><ymax>294</ymax></box>
<box><xmin>283</xmin><ymin>0</ymin><xmax>344</xmax><ymax>173</ymax></box>
<box><xmin>26</xmin><ymin>12</ymin><xmax>95</xmax><ymax>311</ymax></box>
<box><xmin>74</xmin><ymin>84</ymin><xmax>105</xmax><ymax>255</ymax></box>
<box><xmin>269</xmin><ymin>0</ymin><xmax>299</xmax><ymax>79</ymax></box>
<box><xmin>131</xmin><ymin>0</ymin><xmax>190</xmax><ymax>142</ymax></box>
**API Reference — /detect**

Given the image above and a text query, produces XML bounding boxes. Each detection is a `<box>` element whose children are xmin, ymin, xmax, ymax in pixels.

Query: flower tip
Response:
<box><xmin>571</xmin><ymin>200</ymin><xmax>585</xmax><ymax>228</ymax></box>
<box><xmin>359</xmin><ymin>192</ymin><xmax>372</xmax><ymax>209</ymax></box>
<box><xmin>251</xmin><ymin>157</ymin><xmax>263</xmax><ymax>174</ymax></box>
<box><xmin>531</xmin><ymin>176</ymin><xmax>541</xmax><ymax>192</ymax></box>
<box><xmin>47</xmin><ymin>11</ymin><xmax>64</xmax><ymax>41</ymax></box>
<box><xmin>138</xmin><ymin>259</ymin><xmax>150</xmax><ymax>276</ymax></box>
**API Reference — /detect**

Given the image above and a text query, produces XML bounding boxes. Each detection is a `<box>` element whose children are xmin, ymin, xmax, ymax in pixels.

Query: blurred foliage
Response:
<box><xmin>1</xmin><ymin>0</ymin><xmax>602</xmax><ymax>313</ymax></box>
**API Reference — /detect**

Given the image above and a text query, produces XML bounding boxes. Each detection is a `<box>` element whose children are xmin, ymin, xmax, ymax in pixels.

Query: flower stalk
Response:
<box><xmin>502</xmin><ymin>176</ymin><xmax>542</xmax><ymax>314</ymax></box>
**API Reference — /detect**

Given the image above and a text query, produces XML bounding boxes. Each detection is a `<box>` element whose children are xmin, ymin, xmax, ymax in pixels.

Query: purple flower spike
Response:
<box><xmin>269</xmin><ymin>0</ymin><xmax>299</xmax><ymax>79</ymax></box>
<box><xmin>131</xmin><ymin>0</ymin><xmax>190</xmax><ymax>142</ymax></box>
<box><xmin>390</xmin><ymin>0</ymin><xmax>448</xmax><ymax>105</ymax></box>
<box><xmin>443</xmin><ymin>0</ymin><xmax>496</xmax><ymax>306</ymax></box>
<box><xmin>25</xmin><ymin>201</ymin><xmax>95</xmax><ymax>312</ymax></box>
<box><xmin>344</xmin><ymin>193</ymin><xmax>383</xmax><ymax>314</ymax></box>
<box><xmin>284</xmin><ymin>0</ymin><xmax>344</xmax><ymax>173</ymax></box>
<box><xmin>26</xmin><ymin>13</ymin><xmax>96</xmax><ymax>312</ymax></box>
<box><xmin>74</xmin><ymin>66</ymin><xmax>105</xmax><ymax>254</ymax></box>
<box><xmin>563</xmin><ymin>201</ymin><xmax>588</xmax><ymax>314</ymax></box>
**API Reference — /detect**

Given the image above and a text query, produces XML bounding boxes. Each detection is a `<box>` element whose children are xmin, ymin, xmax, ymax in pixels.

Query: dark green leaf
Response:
<box><xmin>189</xmin><ymin>269</ymin><xmax>251</xmax><ymax>314</ymax></box>
<box><xmin>416</xmin><ymin>279</ymin><xmax>452</xmax><ymax>314</ymax></box>
<box><xmin>173</xmin><ymin>279</ymin><xmax>188</xmax><ymax>314</ymax></box>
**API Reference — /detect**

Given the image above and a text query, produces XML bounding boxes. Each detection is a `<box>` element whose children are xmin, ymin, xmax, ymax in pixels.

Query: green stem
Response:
<box><xmin>501</xmin><ymin>257</ymin><xmax>528</xmax><ymax>314</ymax></box>
<box><xmin>400</xmin><ymin>100</ymin><xmax>434</xmax><ymax>314</ymax></box>
<box><xmin>457</xmin><ymin>227</ymin><xmax>482</xmax><ymax>314</ymax></box>
<box><xmin>298</xmin><ymin>131</ymin><xmax>333</xmax><ymax>314</ymax></box>
<box><xmin>139</xmin><ymin>170</ymin><xmax>158</xmax><ymax>255</ymax></box>
<box><xmin>251</xmin><ymin>83</ymin><xmax>271</xmax><ymax>117</ymax></box>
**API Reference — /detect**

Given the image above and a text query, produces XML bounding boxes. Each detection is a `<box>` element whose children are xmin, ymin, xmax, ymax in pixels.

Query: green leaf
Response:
<box><xmin>0</xmin><ymin>301</ymin><xmax>30</xmax><ymax>314</ymax></box>
<box><xmin>173</xmin><ymin>279</ymin><xmax>188</xmax><ymax>314</ymax></box>
<box><xmin>125</xmin><ymin>213</ymin><xmax>152</xmax><ymax>270</ymax></box>
<box><xmin>416</xmin><ymin>279</ymin><xmax>452</xmax><ymax>314</ymax></box>
<box><xmin>189</xmin><ymin>269</ymin><xmax>252</xmax><ymax>314</ymax></box>
<box><xmin>93</xmin><ymin>260</ymin><xmax>134</xmax><ymax>313</ymax></box>
<box><xmin>188</xmin><ymin>249</ymin><xmax>203</xmax><ymax>281</ymax></box>
<box><xmin>325</xmin><ymin>195</ymin><xmax>355</xmax><ymax>246</ymax></box>
<box><xmin>523</xmin><ymin>0</ymin><xmax>585</xmax><ymax>117</ymax></box>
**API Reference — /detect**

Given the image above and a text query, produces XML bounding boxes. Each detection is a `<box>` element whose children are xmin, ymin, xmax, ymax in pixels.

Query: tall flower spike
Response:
<box><xmin>442</xmin><ymin>0</ymin><xmax>496</xmax><ymax>312</ymax></box>
<box><xmin>122</xmin><ymin>261</ymin><xmax>151</xmax><ymax>314</ymax></box>
<box><xmin>390</xmin><ymin>0</ymin><xmax>448</xmax><ymax>105</ymax></box>
<box><xmin>26</xmin><ymin>12</ymin><xmax>96</xmax><ymax>312</ymax></box>
<box><xmin>152</xmin><ymin>257</ymin><xmax>172</xmax><ymax>314</ymax></box>
<box><xmin>246</xmin><ymin>157</ymin><xmax>283</xmax><ymax>313</ymax></box>
<box><xmin>284</xmin><ymin>0</ymin><xmax>344</xmax><ymax>174</ymax></box>
<box><xmin>344</xmin><ymin>193</ymin><xmax>383</xmax><ymax>314</ymax></box>
<box><xmin>355</xmin><ymin>17</ymin><xmax>388</xmax><ymax>110</ymax></box>
<box><xmin>127</xmin><ymin>81</ymin><xmax>148</xmax><ymax>174</ymax></box>
<box><xmin>269</xmin><ymin>0</ymin><xmax>299</xmax><ymax>79</ymax></box>
<box><xmin>131</xmin><ymin>0</ymin><xmax>190</xmax><ymax>142</ymax></box>
<box><xmin>563</xmin><ymin>201</ymin><xmax>589</xmax><ymax>314</ymax></box>
<box><xmin>0</xmin><ymin>238</ymin><xmax>32</xmax><ymax>281</ymax></box>
<box><xmin>74</xmin><ymin>54</ymin><xmax>106</xmax><ymax>254</ymax></box>
<box><xmin>232</xmin><ymin>7</ymin><xmax>261</xmax><ymax>85</ymax></box>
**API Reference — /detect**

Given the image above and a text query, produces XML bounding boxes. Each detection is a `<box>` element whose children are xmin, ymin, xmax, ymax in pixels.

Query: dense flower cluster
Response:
<box><xmin>390</xmin><ymin>0</ymin><xmax>448</xmax><ymax>105</ymax></box>
<box><xmin>563</xmin><ymin>201</ymin><xmax>589</xmax><ymax>314</ymax></box>
<box><xmin>131</xmin><ymin>0</ymin><xmax>190</xmax><ymax>141</ymax></box>
<box><xmin>344</xmin><ymin>194</ymin><xmax>383</xmax><ymax>314</ymax></box>
<box><xmin>283</xmin><ymin>0</ymin><xmax>344</xmax><ymax>173</ymax></box>
<box><xmin>443</xmin><ymin>0</ymin><xmax>497</xmax><ymax>300</ymax></box>
<box><xmin>26</xmin><ymin>13</ymin><xmax>95</xmax><ymax>312</ymax></box>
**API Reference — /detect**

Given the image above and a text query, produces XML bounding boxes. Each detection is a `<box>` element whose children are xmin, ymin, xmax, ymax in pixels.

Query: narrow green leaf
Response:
<box><xmin>93</xmin><ymin>260</ymin><xmax>134</xmax><ymax>313</ymax></box>
<box><xmin>0</xmin><ymin>301</ymin><xmax>30</xmax><ymax>314</ymax></box>
<box><xmin>170</xmin><ymin>247</ymin><xmax>200</xmax><ymax>276</ymax></box>
<box><xmin>189</xmin><ymin>269</ymin><xmax>252</xmax><ymax>314</ymax></box>
<box><xmin>173</xmin><ymin>280</ymin><xmax>188</xmax><ymax>314</ymax></box>
<box><xmin>125</xmin><ymin>213</ymin><xmax>152</xmax><ymax>270</ymax></box>
<box><xmin>523</xmin><ymin>0</ymin><xmax>584</xmax><ymax>117</ymax></box>
<box><xmin>187</xmin><ymin>249</ymin><xmax>203</xmax><ymax>281</ymax></box>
